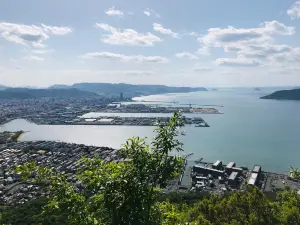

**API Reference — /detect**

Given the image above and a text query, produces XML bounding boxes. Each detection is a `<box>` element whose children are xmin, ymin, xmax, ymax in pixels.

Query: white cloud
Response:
<box><xmin>31</xmin><ymin>49</ymin><xmax>54</xmax><ymax>54</ymax></box>
<box><xmin>0</xmin><ymin>22</ymin><xmax>72</xmax><ymax>48</ymax></box>
<box><xmin>216</xmin><ymin>58</ymin><xmax>261</xmax><ymax>67</ymax></box>
<box><xmin>198</xmin><ymin>21</ymin><xmax>294</xmax><ymax>49</ymax></box>
<box><xmin>190</xmin><ymin>32</ymin><xmax>199</xmax><ymax>37</ymax></box>
<box><xmin>287</xmin><ymin>1</ymin><xmax>300</xmax><ymax>19</ymax></box>
<box><xmin>41</xmin><ymin>24</ymin><xmax>72</xmax><ymax>35</ymax></box>
<box><xmin>144</xmin><ymin>11</ymin><xmax>151</xmax><ymax>16</ymax></box>
<box><xmin>143</xmin><ymin>9</ymin><xmax>160</xmax><ymax>18</ymax></box>
<box><xmin>198</xmin><ymin>21</ymin><xmax>296</xmax><ymax>65</ymax></box>
<box><xmin>269</xmin><ymin>47</ymin><xmax>300</xmax><ymax>62</ymax></box>
<box><xmin>95</xmin><ymin>23</ymin><xmax>162</xmax><ymax>46</ymax></box>
<box><xmin>80</xmin><ymin>52</ymin><xmax>169</xmax><ymax>63</ymax></box>
<box><xmin>222</xmin><ymin>44</ymin><xmax>300</xmax><ymax>66</ymax></box>
<box><xmin>32</xmin><ymin>42</ymin><xmax>46</xmax><ymax>49</ymax></box>
<box><xmin>26</xmin><ymin>55</ymin><xmax>44</xmax><ymax>61</ymax></box>
<box><xmin>237</xmin><ymin>44</ymin><xmax>292</xmax><ymax>59</ymax></box>
<box><xmin>153</xmin><ymin>23</ymin><xmax>179</xmax><ymax>38</ymax></box>
<box><xmin>126</xmin><ymin>71</ymin><xmax>154</xmax><ymax>76</ymax></box>
<box><xmin>196</xmin><ymin>47</ymin><xmax>210</xmax><ymax>55</ymax></box>
<box><xmin>193</xmin><ymin>67</ymin><xmax>213</xmax><ymax>72</ymax></box>
<box><xmin>175</xmin><ymin>52</ymin><xmax>198</xmax><ymax>60</ymax></box>
<box><xmin>271</xmin><ymin>65</ymin><xmax>300</xmax><ymax>74</ymax></box>
<box><xmin>105</xmin><ymin>6</ymin><xmax>124</xmax><ymax>17</ymax></box>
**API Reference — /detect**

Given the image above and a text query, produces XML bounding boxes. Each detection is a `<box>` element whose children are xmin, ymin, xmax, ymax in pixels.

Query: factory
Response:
<box><xmin>247</xmin><ymin>165</ymin><xmax>262</xmax><ymax>186</ymax></box>
<box><xmin>193</xmin><ymin>165</ymin><xmax>224</xmax><ymax>178</ymax></box>
<box><xmin>191</xmin><ymin>159</ymin><xmax>261</xmax><ymax>193</ymax></box>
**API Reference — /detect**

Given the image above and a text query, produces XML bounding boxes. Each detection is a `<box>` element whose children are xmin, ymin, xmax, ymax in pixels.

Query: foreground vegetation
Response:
<box><xmin>1</xmin><ymin>112</ymin><xmax>300</xmax><ymax>224</ymax></box>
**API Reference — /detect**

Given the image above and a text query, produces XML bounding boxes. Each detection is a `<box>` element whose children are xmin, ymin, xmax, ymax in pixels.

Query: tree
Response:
<box><xmin>289</xmin><ymin>166</ymin><xmax>300</xmax><ymax>180</ymax></box>
<box><xmin>15</xmin><ymin>112</ymin><xmax>185</xmax><ymax>225</ymax></box>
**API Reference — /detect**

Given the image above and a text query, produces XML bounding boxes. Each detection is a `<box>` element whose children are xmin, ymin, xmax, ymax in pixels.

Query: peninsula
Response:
<box><xmin>260</xmin><ymin>88</ymin><xmax>300</xmax><ymax>100</ymax></box>
<box><xmin>49</xmin><ymin>82</ymin><xmax>207</xmax><ymax>97</ymax></box>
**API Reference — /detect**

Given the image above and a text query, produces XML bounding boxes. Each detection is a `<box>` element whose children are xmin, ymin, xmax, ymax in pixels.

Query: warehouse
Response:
<box><xmin>252</xmin><ymin>165</ymin><xmax>261</xmax><ymax>173</ymax></box>
<box><xmin>212</xmin><ymin>160</ymin><xmax>223</xmax><ymax>170</ymax></box>
<box><xmin>248</xmin><ymin>173</ymin><xmax>258</xmax><ymax>186</ymax></box>
<box><xmin>228</xmin><ymin>171</ymin><xmax>239</xmax><ymax>186</ymax></box>
<box><xmin>193</xmin><ymin>165</ymin><xmax>224</xmax><ymax>178</ymax></box>
<box><xmin>225</xmin><ymin>162</ymin><xmax>236</xmax><ymax>174</ymax></box>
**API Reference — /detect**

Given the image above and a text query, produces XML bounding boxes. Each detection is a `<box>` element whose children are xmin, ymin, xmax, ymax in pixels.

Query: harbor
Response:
<box><xmin>74</xmin><ymin>116</ymin><xmax>210</xmax><ymax>127</ymax></box>
<box><xmin>181</xmin><ymin>159</ymin><xmax>300</xmax><ymax>196</ymax></box>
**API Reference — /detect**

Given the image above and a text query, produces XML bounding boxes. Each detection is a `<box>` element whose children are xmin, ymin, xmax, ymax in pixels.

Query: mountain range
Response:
<box><xmin>49</xmin><ymin>83</ymin><xmax>207</xmax><ymax>97</ymax></box>
<box><xmin>0</xmin><ymin>83</ymin><xmax>207</xmax><ymax>100</ymax></box>
<box><xmin>0</xmin><ymin>88</ymin><xmax>98</xmax><ymax>100</ymax></box>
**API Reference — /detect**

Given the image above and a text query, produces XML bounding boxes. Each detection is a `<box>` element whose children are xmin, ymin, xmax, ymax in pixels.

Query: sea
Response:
<box><xmin>1</xmin><ymin>87</ymin><xmax>300</xmax><ymax>173</ymax></box>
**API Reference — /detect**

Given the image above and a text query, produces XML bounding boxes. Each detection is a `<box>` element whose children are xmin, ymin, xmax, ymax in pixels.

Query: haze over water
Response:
<box><xmin>1</xmin><ymin>88</ymin><xmax>300</xmax><ymax>173</ymax></box>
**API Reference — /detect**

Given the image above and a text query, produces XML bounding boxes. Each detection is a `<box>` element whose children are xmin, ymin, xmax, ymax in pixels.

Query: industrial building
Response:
<box><xmin>228</xmin><ymin>171</ymin><xmax>239</xmax><ymax>186</ymax></box>
<box><xmin>248</xmin><ymin>173</ymin><xmax>259</xmax><ymax>186</ymax></box>
<box><xmin>98</xmin><ymin>118</ymin><xmax>114</xmax><ymax>125</ymax></box>
<box><xmin>252</xmin><ymin>165</ymin><xmax>261</xmax><ymax>173</ymax></box>
<box><xmin>225</xmin><ymin>162</ymin><xmax>236</xmax><ymax>173</ymax></box>
<box><xmin>231</xmin><ymin>167</ymin><xmax>243</xmax><ymax>175</ymax></box>
<box><xmin>212</xmin><ymin>160</ymin><xmax>223</xmax><ymax>170</ymax></box>
<box><xmin>193</xmin><ymin>165</ymin><xmax>224</xmax><ymax>178</ymax></box>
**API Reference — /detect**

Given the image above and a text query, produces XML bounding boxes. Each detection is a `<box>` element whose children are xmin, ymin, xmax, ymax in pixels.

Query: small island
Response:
<box><xmin>260</xmin><ymin>88</ymin><xmax>300</xmax><ymax>100</ymax></box>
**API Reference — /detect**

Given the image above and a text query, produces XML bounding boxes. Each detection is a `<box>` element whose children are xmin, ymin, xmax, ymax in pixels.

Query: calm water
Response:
<box><xmin>1</xmin><ymin>88</ymin><xmax>300</xmax><ymax>173</ymax></box>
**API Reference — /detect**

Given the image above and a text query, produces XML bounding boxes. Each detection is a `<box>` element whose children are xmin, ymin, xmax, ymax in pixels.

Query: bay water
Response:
<box><xmin>1</xmin><ymin>88</ymin><xmax>300</xmax><ymax>173</ymax></box>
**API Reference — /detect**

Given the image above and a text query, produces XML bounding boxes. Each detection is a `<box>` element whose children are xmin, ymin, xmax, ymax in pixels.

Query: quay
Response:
<box><xmin>72</xmin><ymin>116</ymin><xmax>210</xmax><ymax>127</ymax></box>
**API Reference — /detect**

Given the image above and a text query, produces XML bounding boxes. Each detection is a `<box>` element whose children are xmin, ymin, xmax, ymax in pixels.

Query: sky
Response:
<box><xmin>1</xmin><ymin>0</ymin><xmax>300</xmax><ymax>87</ymax></box>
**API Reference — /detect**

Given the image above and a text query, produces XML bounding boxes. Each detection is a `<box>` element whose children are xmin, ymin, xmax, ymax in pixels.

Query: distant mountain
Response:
<box><xmin>260</xmin><ymin>89</ymin><xmax>300</xmax><ymax>100</ymax></box>
<box><xmin>0</xmin><ymin>88</ymin><xmax>99</xmax><ymax>100</ymax></box>
<box><xmin>0</xmin><ymin>85</ymin><xmax>7</xmax><ymax>90</ymax></box>
<box><xmin>49</xmin><ymin>84</ymin><xmax>72</xmax><ymax>89</ymax></box>
<box><xmin>49</xmin><ymin>83</ymin><xmax>207</xmax><ymax>97</ymax></box>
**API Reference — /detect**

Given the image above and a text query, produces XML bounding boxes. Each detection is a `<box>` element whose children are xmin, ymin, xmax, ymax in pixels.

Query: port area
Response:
<box><xmin>103</xmin><ymin>103</ymin><xmax>222</xmax><ymax>114</ymax></box>
<box><xmin>181</xmin><ymin>159</ymin><xmax>300</xmax><ymax>195</ymax></box>
<box><xmin>72</xmin><ymin>116</ymin><xmax>210</xmax><ymax>127</ymax></box>
<box><xmin>1</xmin><ymin>97</ymin><xmax>220</xmax><ymax>126</ymax></box>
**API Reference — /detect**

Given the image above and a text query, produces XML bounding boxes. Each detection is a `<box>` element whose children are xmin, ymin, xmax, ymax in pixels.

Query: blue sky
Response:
<box><xmin>1</xmin><ymin>0</ymin><xmax>300</xmax><ymax>87</ymax></box>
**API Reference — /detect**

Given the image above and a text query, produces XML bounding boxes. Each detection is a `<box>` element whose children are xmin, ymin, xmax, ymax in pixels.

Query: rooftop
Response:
<box><xmin>248</xmin><ymin>173</ymin><xmax>258</xmax><ymax>185</ymax></box>
<box><xmin>228</xmin><ymin>171</ymin><xmax>239</xmax><ymax>180</ymax></box>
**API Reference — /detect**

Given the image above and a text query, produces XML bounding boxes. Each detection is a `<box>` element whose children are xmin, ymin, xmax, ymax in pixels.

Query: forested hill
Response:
<box><xmin>260</xmin><ymin>89</ymin><xmax>300</xmax><ymax>100</ymax></box>
<box><xmin>49</xmin><ymin>83</ymin><xmax>207</xmax><ymax>97</ymax></box>
<box><xmin>0</xmin><ymin>88</ymin><xmax>99</xmax><ymax>100</ymax></box>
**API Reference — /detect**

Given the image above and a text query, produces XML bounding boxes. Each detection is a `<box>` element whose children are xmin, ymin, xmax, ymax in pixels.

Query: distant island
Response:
<box><xmin>0</xmin><ymin>88</ymin><xmax>98</xmax><ymax>100</ymax></box>
<box><xmin>260</xmin><ymin>88</ymin><xmax>300</xmax><ymax>100</ymax></box>
<box><xmin>0</xmin><ymin>85</ymin><xmax>7</xmax><ymax>91</ymax></box>
<box><xmin>49</xmin><ymin>82</ymin><xmax>207</xmax><ymax>97</ymax></box>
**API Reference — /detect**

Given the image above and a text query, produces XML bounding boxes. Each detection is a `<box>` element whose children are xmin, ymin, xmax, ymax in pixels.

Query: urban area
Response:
<box><xmin>0</xmin><ymin>96</ymin><xmax>216</xmax><ymax>126</ymax></box>
<box><xmin>1</xmin><ymin>131</ymin><xmax>300</xmax><ymax>206</ymax></box>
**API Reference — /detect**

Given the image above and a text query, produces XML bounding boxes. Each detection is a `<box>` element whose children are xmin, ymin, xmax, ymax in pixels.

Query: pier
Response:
<box><xmin>73</xmin><ymin>116</ymin><xmax>210</xmax><ymax>127</ymax></box>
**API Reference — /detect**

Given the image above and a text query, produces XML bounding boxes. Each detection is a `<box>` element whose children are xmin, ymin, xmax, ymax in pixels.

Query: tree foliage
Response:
<box><xmin>13</xmin><ymin>112</ymin><xmax>185</xmax><ymax>225</ymax></box>
<box><xmin>289</xmin><ymin>165</ymin><xmax>300</xmax><ymax>180</ymax></box>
